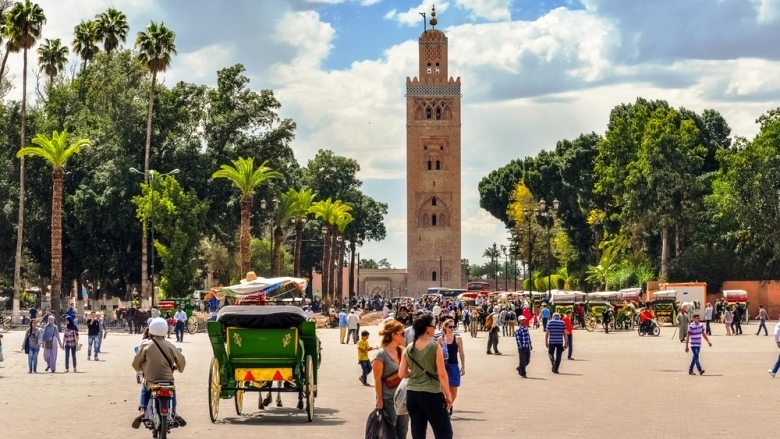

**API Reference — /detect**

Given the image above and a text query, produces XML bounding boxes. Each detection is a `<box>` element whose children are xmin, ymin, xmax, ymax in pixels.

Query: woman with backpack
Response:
<box><xmin>22</xmin><ymin>319</ymin><xmax>42</xmax><ymax>372</ymax></box>
<box><xmin>399</xmin><ymin>314</ymin><xmax>453</xmax><ymax>439</ymax></box>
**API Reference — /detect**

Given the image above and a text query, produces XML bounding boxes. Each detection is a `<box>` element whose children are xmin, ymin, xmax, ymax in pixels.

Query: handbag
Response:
<box><xmin>23</xmin><ymin>333</ymin><xmax>30</xmax><ymax>354</ymax></box>
<box><xmin>382</xmin><ymin>372</ymin><xmax>401</xmax><ymax>389</ymax></box>
<box><xmin>365</xmin><ymin>409</ymin><xmax>397</xmax><ymax>439</ymax></box>
<box><xmin>393</xmin><ymin>378</ymin><xmax>409</xmax><ymax>416</ymax></box>
<box><xmin>45</xmin><ymin>340</ymin><xmax>53</xmax><ymax>349</ymax></box>
<box><xmin>76</xmin><ymin>343</ymin><xmax>82</xmax><ymax>351</ymax></box>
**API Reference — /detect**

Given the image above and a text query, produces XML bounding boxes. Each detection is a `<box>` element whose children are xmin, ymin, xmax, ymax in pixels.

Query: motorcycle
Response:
<box><xmin>638</xmin><ymin>319</ymin><xmax>661</xmax><ymax>336</ymax></box>
<box><xmin>134</xmin><ymin>346</ymin><xmax>183</xmax><ymax>438</ymax></box>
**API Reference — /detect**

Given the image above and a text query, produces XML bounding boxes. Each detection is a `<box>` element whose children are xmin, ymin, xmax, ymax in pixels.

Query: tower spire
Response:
<box><xmin>430</xmin><ymin>5</ymin><xmax>438</xmax><ymax>28</ymax></box>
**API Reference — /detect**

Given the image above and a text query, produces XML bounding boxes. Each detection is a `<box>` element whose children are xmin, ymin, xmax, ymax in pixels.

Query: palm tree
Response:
<box><xmin>310</xmin><ymin>199</ymin><xmax>351</xmax><ymax>303</ymax></box>
<box><xmin>291</xmin><ymin>188</ymin><xmax>315</xmax><ymax>277</ymax></box>
<box><xmin>72</xmin><ymin>20</ymin><xmax>98</xmax><ymax>71</ymax></box>
<box><xmin>36</xmin><ymin>38</ymin><xmax>67</xmax><ymax>90</ymax></box>
<box><xmin>212</xmin><ymin>157</ymin><xmax>282</xmax><ymax>276</ymax></box>
<box><xmin>7</xmin><ymin>0</ymin><xmax>45</xmax><ymax>319</ymax></box>
<box><xmin>95</xmin><ymin>7</ymin><xmax>128</xmax><ymax>55</ymax></box>
<box><xmin>0</xmin><ymin>2</ymin><xmax>17</xmax><ymax>92</ymax></box>
<box><xmin>335</xmin><ymin>213</ymin><xmax>353</xmax><ymax>299</ymax></box>
<box><xmin>17</xmin><ymin>130</ymin><xmax>89</xmax><ymax>311</ymax></box>
<box><xmin>135</xmin><ymin>21</ymin><xmax>176</xmax><ymax>300</ymax></box>
<box><xmin>272</xmin><ymin>192</ymin><xmax>297</xmax><ymax>277</ymax></box>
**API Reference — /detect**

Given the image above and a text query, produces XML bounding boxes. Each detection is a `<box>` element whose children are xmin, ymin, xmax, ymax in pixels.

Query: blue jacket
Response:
<box><xmin>338</xmin><ymin>312</ymin><xmax>348</xmax><ymax>328</ymax></box>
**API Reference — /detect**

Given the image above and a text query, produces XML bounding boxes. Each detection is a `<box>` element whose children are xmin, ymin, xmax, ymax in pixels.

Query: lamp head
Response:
<box><xmin>539</xmin><ymin>199</ymin><xmax>547</xmax><ymax>211</ymax></box>
<box><xmin>260</xmin><ymin>199</ymin><xmax>267</xmax><ymax>209</ymax></box>
<box><xmin>553</xmin><ymin>198</ymin><xmax>560</xmax><ymax>210</ymax></box>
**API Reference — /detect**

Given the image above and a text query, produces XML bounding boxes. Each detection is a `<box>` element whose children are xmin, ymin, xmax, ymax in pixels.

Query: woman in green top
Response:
<box><xmin>398</xmin><ymin>315</ymin><xmax>453</xmax><ymax>439</ymax></box>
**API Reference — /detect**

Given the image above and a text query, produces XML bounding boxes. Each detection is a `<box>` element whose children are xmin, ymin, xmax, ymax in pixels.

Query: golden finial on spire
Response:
<box><xmin>430</xmin><ymin>4</ymin><xmax>438</xmax><ymax>28</ymax></box>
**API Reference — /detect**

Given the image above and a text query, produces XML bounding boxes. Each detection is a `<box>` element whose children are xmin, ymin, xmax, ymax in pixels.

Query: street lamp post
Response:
<box><xmin>321</xmin><ymin>226</ymin><xmax>328</xmax><ymax>305</ymax></box>
<box><xmin>523</xmin><ymin>209</ymin><xmax>533</xmax><ymax>299</ymax></box>
<box><xmin>500</xmin><ymin>245</ymin><xmax>508</xmax><ymax>291</ymax></box>
<box><xmin>536</xmin><ymin>198</ymin><xmax>560</xmax><ymax>296</ymax></box>
<box><xmin>492</xmin><ymin>242</ymin><xmax>498</xmax><ymax>290</ymax></box>
<box><xmin>438</xmin><ymin>256</ymin><xmax>443</xmax><ymax>287</ymax></box>
<box><xmin>129</xmin><ymin>167</ymin><xmax>179</xmax><ymax>308</ymax></box>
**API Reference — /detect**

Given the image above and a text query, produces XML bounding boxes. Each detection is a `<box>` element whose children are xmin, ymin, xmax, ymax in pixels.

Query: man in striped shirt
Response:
<box><xmin>685</xmin><ymin>313</ymin><xmax>712</xmax><ymax>375</ymax></box>
<box><xmin>545</xmin><ymin>313</ymin><xmax>568</xmax><ymax>374</ymax></box>
<box><xmin>514</xmin><ymin>316</ymin><xmax>532</xmax><ymax>377</ymax></box>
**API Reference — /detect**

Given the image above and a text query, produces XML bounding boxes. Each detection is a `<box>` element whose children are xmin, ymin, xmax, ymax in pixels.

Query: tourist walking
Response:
<box><xmin>540</xmin><ymin>305</ymin><xmax>550</xmax><ymax>331</ymax></box>
<box><xmin>22</xmin><ymin>319</ymin><xmax>42</xmax><ymax>373</ymax></box>
<box><xmin>339</xmin><ymin>308</ymin><xmax>348</xmax><ymax>344</ymax></box>
<box><xmin>732</xmin><ymin>304</ymin><xmax>744</xmax><ymax>335</ymax></box>
<box><xmin>500</xmin><ymin>308</ymin><xmax>508</xmax><ymax>336</ymax></box>
<box><xmin>347</xmin><ymin>309</ymin><xmax>359</xmax><ymax>344</ymax></box>
<box><xmin>545</xmin><ymin>313</ymin><xmax>567</xmax><ymax>374</ymax></box>
<box><xmin>398</xmin><ymin>315</ymin><xmax>453</xmax><ymax>439</ymax></box>
<box><xmin>677</xmin><ymin>309</ymin><xmax>690</xmax><ymax>343</ymax></box>
<box><xmin>487</xmin><ymin>306</ymin><xmax>502</xmax><ymax>355</ymax></box>
<box><xmin>439</xmin><ymin>317</ymin><xmax>464</xmax><ymax>413</ymax></box>
<box><xmin>174</xmin><ymin>307</ymin><xmax>187</xmax><ymax>342</ymax></box>
<box><xmin>704</xmin><ymin>303</ymin><xmax>713</xmax><ymax>335</ymax></box>
<box><xmin>506</xmin><ymin>307</ymin><xmax>516</xmax><ymax>336</ymax></box>
<box><xmin>514</xmin><ymin>316</ymin><xmax>532</xmax><ymax>377</ymax></box>
<box><xmin>87</xmin><ymin>311</ymin><xmax>101</xmax><ymax>361</ymax></box>
<box><xmin>63</xmin><ymin>316</ymin><xmax>80</xmax><ymax>372</ymax></box>
<box><xmin>563</xmin><ymin>310</ymin><xmax>574</xmax><ymax>360</ymax></box>
<box><xmin>755</xmin><ymin>305</ymin><xmax>769</xmax><ymax>336</ymax></box>
<box><xmin>97</xmin><ymin>312</ymin><xmax>107</xmax><ymax>356</ymax></box>
<box><xmin>767</xmin><ymin>315</ymin><xmax>780</xmax><ymax>377</ymax></box>
<box><xmin>685</xmin><ymin>313</ymin><xmax>711</xmax><ymax>375</ymax></box>
<box><xmin>41</xmin><ymin>315</ymin><xmax>62</xmax><ymax>372</ymax></box>
<box><xmin>602</xmin><ymin>306</ymin><xmax>613</xmax><ymax>334</ymax></box>
<box><xmin>724</xmin><ymin>307</ymin><xmax>733</xmax><ymax>335</ymax></box>
<box><xmin>373</xmin><ymin>320</ymin><xmax>410</xmax><ymax>439</ymax></box>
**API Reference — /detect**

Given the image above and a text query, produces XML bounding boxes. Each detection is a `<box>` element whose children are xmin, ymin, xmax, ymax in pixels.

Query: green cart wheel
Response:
<box><xmin>305</xmin><ymin>355</ymin><xmax>314</xmax><ymax>422</ymax></box>
<box><xmin>209</xmin><ymin>357</ymin><xmax>220</xmax><ymax>423</ymax></box>
<box><xmin>585</xmin><ymin>314</ymin><xmax>596</xmax><ymax>332</ymax></box>
<box><xmin>187</xmin><ymin>316</ymin><xmax>199</xmax><ymax>334</ymax></box>
<box><xmin>235</xmin><ymin>381</ymin><xmax>244</xmax><ymax>415</ymax></box>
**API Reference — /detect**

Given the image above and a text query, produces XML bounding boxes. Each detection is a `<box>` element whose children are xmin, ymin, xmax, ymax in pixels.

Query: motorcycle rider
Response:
<box><xmin>639</xmin><ymin>307</ymin><xmax>655</xmax><ymax>334</ymax></box>
<box><xmin>131</xmin><ymin>317</ymin><xmax>187</xmax><ymax>429</ymax></box>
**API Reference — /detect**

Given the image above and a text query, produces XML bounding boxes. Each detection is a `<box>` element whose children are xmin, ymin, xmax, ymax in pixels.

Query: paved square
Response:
<box><xmin>1</xmin><ymin>321</ymin><xmax>778</xmax><ymax>438</ymax></box>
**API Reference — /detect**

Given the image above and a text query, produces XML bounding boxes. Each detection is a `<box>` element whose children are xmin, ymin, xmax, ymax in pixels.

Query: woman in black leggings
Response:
<box><xmin>399</xmin><ymin>315</ymin><xmax>453</xmax><ymax>439</ymax></box>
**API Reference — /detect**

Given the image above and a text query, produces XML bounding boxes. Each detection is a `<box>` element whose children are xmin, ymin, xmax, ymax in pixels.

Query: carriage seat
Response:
<box><xmin>217</xmin><ymin>306</ymin><xmax>306</xmax><ymax>329</ymax></box>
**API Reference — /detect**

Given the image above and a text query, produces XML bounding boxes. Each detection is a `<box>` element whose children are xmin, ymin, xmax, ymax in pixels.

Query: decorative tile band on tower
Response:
<box><xmin>406</xmin><ymin>83</ymin><xmax>461</xmax><ymax>96</ymax></box>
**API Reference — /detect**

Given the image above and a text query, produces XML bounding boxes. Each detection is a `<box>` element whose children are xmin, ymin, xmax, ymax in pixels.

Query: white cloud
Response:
<box><xmin>385</xmin><ymin>1</ymin><xmax>450</xmax><ymax>27</ymax></box>
<box><xmin>751</xmin><ymin>0</ymin><xmax>780</xmax><ymax>22</ymax></box>
<box><xmin>462</xmin><ymin>210</ymin><xmax>502</xmax><ymax>236</ymax></box>
<box><xmin>274</xmin><ymin>11</ymin><xmax>335</xmax><ymax>68</ymax></box>
<box><xmin>454</xmin><ymin>0</ymin><xmax>512</xmax><ymax>21</ymax></box>
<box><xmin>166</xmin><ymin>44</ymin><xmax>236</xmax><ymax>84</ymax></box>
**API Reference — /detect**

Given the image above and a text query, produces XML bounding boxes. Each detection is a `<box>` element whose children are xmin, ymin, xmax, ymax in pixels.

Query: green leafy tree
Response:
<box><xmin>17</xmin><ymin>130</ymin><xmax>88</xmax><ymax>308</ymax></box>
<box><xmin>6</xmin><ymin>0</ymin><xmax>45</xmax><ymax>318</ymax></box>
<box><xmin>36</xmin><ymin>37</ymin><xmax>67</xmax><ymax>89</ymax></box>
<box><xmin>95</xmin><ymin>7</ymin><xmax>128</xmax><ymax>55</ymax></box>
<box><xmin>212</xmin><ymin>157</ymin><xmax>281</xmax><ymax>276</ymax></box>
<box><xmin>72</xmin><ymin>20</ymin><xmax>98</xmax><ymax>71</ymax></box>
<box><xmin>0</xmin><ymin>0</ymin><xmax>16</xmax><ymax>93</ymax></box>
<box><xmin>359</xmin><ymin>258</ymin><xmax>379</xmax><ymax>269</ymax></box>
<box><xmin>132</xmin><ymin>175</ymin><xmax>208</xmax><ymax>298</ymax></box>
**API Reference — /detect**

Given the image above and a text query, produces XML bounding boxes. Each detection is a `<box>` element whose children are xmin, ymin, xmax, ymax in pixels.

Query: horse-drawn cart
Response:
<box><xmin>207</xmin><ymin>305</ymin><xmax>320</xmax><ymax>423</ymax></box>
<box><xmin>651</xmin><ymin>290</ymin><xmax>678</xmax><ymax>326</ymax></box>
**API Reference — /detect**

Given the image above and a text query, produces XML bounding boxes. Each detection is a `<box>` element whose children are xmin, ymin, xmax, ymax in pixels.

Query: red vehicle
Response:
<box><xmin>466</xmin><ymin>281</ymin><xmax>490</xmax><ymax>292</ymax></box>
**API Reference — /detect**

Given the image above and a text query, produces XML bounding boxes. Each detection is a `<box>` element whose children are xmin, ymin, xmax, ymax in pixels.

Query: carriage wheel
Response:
<box><xmin>305</xmin><ymin>355</ymin><xmax>315</xmax><ymax>422</ymax></box>
<box><xmin>235</xmin><ymin>381</ymin><xmax>244</xmax><ymax>415</ymax></box>
<box><xmin>187</xmin><ymin>316</ymin><xmax>199</xmax><ymax>334</ymax></box>
<box><xmin>209</xmin><ymin>357</ymin><xmax>220</xmax><ymax>422</ymax></box>
<box><xmin>585</xmin><ymin>315</ymin><xmax>596</xmax><ymax>332</ymax></box>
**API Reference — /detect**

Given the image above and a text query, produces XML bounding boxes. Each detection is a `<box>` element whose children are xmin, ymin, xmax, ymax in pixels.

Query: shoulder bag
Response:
<box><xmin>152</xmin><ymin>338</ymin><xmax>176</xmax><ymax>372</ymax></box>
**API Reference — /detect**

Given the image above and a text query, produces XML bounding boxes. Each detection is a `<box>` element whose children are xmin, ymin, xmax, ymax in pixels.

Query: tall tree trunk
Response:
<box><xmin>50</xmin><ymin>168</ymin><xmax>64</xmax><ymax>315</ymax></box>
<box><xmin>141</xmin><ymin>70</ymin><xmax>157</xmax><ymax>304</ymax></box>
<box><xmin>239</xmin><ymin>197</ymin><xmax>251</xmax><ymax>276</ymax></box>
<box><xmin>13</xmin><ymin>47</ymin><xmax>29</xmax><ymax>322</ymax></box>
<box><xmin>328</xmin><ymin>230</ymin><xmax>338</xmax><ymax>300</ymax></box>
<box><xmin>0</xmin><ymin>49</ymin><xmax>10</xmax><ymax>93</ymax></box>
<box><xmin>272</xmin><ymin>225</ymin><xmax>283</xmax><ymax>277</ymax></box>
<box><xmin>348</xmin><ymin>241</ymin><xmax>356</xmax><ymax>300</ymax></box>
<box><xmin>294</xmin><ymin>220</ymin><xmax>303</xmax><ymax>277</ymax></box>
<box><xmin>674</xmin><ymin>226</ymin><xmax>681</xmax><ymax>258</ymax></box>
<box><xmin>337</xmin><ymin>239</ymin><xmax>345</xmax><ymax>301</ymax></box>
<box><xmin>321</xmin><ymin>229</ymin><xmax>330</xmax><ymax>304</ymax></box>
<box><xmin>660</xmin><ymin>228</ymin><xmax>669</xmax><ymax>280</ymax></box>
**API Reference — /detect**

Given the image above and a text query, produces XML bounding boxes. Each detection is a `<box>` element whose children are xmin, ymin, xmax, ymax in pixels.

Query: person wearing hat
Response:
<box><xmin>685</xmin><ymin>313</ymin><xmax>711</xmax><ymax>375</ymax></box>
<box><xmin>514</xmin><ymin>315</ymin><xmax>532</xmax><ymax>377</ymax></box>
<box><xmin>132</xmin><ymin>317</ymin><xmax>187</xmax><ymax>429</ymax></box>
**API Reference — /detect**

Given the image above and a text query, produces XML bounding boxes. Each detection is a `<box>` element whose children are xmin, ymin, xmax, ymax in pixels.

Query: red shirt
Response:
<box><xmin>640</xmin><ymin>310</ymin><xmax>653</xmax><ymax>322</ymax></box>
<box><xmin>562</xmin><ymin>316</ymin><xmax>573</xmax><ymax>334</ymax></box>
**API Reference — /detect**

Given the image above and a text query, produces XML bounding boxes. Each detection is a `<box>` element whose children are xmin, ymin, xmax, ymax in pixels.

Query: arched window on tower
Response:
<box><xmin>435</xmin><ymin>63</ymin><xmax>440</xmax><ymax>74</ymax></box>
<box><xmin>427</xmin><ymin>160</ymin><xmax>432</xmax><ymax>170</ymax></box>
<box><xmin>432</xmin><ymin>196</ymin><xmax>437</xmax><ymax>206</ymax></box>
<box><xmin>435</xmin><ymin>160</ymin><xmax>441</xmax><ymax>170</ymax></box>
<box><xmin>432</xmin><ymin>214</ymin><xmax>437</xmax><ymax>226</ymax></box>
<box><xmin>436</xmin><ymin>108</ymin><xmax>441</xmax><ymax>120</ymax></box>
<box><xmin>426</xmin><ymin>107</ymin><xmax>432</xmax><ymax>119</ymax></box>
<box><xmin>427</xmin><ymin>63</ymin><xmax>432</xmax><ymax>74</ymax></box>
<box><xmin>432</xmin><ymin>271</ymin><xmax>437</xmax><ymax>282</ymax></box>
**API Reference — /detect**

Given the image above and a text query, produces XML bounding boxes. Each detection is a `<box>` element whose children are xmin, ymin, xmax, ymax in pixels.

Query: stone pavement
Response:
<box><xmin>0</xmin><ymin>321</ymin><xmax>778</xmax><ymax>438</ymax></box>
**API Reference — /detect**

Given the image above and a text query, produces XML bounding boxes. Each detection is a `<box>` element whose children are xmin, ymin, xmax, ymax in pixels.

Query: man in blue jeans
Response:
<box><xmin>768</xmin><ymin>316</ymin><xmax>780</xmax><ymax>377</ymax></box>
<box><xmin>685</xmin><ymin>313</ymin><xmax>712</xmax><ymax>375</ymax></box>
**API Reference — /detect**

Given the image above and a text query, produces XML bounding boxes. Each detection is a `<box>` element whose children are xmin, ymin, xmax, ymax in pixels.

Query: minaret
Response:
<box><xmin>406</xmin><ymin>6</ymin><xmax>462</xmax><ymax>295</ymax></box>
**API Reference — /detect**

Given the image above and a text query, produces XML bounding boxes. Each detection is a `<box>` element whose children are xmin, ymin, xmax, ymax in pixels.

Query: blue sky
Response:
<box><xmin>17</xmin><ymin>0</ymin><xmax>780</xmax><ymax>270</ymax></box>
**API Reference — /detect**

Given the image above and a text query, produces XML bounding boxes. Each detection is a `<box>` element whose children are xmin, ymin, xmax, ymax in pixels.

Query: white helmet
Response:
<box><xmin>148</xmin><ymin>318</ymin><xmax>168</xmax><ymax>337</ymax></box>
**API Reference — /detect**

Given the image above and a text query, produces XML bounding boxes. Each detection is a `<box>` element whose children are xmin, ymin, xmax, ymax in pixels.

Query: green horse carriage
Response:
<box><xmin>207</xmin><ymin>305</ymin><xmax>320</xmax><ymax>423</ymax></box>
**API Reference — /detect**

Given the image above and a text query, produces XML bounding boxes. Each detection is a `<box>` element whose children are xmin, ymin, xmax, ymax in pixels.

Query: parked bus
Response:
<box><xmin>466</xmin><ymin>281</ymin><xmax>490</xmax><ymax>292</ymax></box>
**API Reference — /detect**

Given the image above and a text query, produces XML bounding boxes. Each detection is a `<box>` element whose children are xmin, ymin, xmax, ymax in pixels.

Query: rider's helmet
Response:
<box><xmin>148</xmin><ymin>318</ymin><xmax>168</xmax><ymax>337</ymax></box>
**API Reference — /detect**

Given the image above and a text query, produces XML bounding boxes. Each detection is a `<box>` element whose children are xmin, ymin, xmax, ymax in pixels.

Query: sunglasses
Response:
<box><xmin>446</xmin><ymin>325</ymin><xmax>455</xmax><ymax>328</ymax></box>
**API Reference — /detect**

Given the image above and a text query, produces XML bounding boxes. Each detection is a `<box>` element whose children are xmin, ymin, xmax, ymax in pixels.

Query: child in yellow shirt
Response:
<box><xmin>357</xmin><ymin>330</ymin><xmax>374</xmax><ymax>386</ymax></box>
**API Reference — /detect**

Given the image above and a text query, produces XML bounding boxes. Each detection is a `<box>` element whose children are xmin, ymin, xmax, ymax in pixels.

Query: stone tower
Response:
<box><xmin>406</xmin><ymin>8</ymin><xmax>462</xmax><ymax>295</ymax></box>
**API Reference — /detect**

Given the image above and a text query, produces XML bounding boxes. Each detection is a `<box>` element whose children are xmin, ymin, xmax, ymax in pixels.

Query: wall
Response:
<box><xmin>720</xmin><ymin>280</ymin><xmax>780</xmax><ymax>318</ymax></box>
<box><xmin>310</xmin><ymin>265</ymin><xmax>359</xmax><ymax>301</ymax></box>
